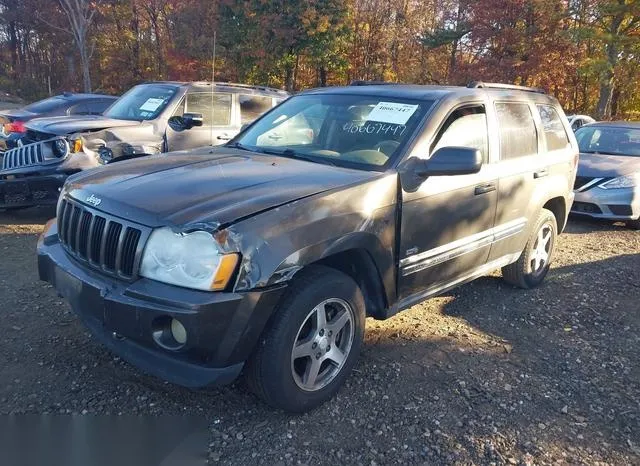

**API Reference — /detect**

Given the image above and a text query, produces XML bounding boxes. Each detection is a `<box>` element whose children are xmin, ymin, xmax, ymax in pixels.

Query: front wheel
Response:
<box><xmin>245</xmin><ymin>266</ymin><xmax>365</xmax><ymax>412</ymax></box>
<box><xmin>502</xmin><ymin>208</ymin><xmax>557</xmax><ymax>289</ymax></box>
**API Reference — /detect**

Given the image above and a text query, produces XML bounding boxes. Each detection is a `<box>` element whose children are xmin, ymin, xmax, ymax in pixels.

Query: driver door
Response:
<box><xmin>165</xmin><ymin>92</ymin><xmax>237</xmax><ymax>151</ymax></box>
<box><xmin>398</xmin><ymin>104</ymin><xmax>498</xmax><ymax>301</ymax></box>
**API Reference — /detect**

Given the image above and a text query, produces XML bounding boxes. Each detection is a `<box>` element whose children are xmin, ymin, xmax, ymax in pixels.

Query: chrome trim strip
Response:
<box><xmin>400</xmin><ymin>218</ymin><xmax>527</xmax><ymax>277</ymax></box>
<box><xmin>575</xmin><ymin>177</ymin><xmax>603</xmax><ymax>192</ymax></box>
<box><xmin>394</xmin><ymin>252</ymin><xmax>522</xmax><ymax>313</ymax></box>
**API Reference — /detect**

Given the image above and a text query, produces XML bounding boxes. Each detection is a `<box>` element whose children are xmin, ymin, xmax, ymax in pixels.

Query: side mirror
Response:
<box><xmin>182</xmin><ymin>112</ymin><xmax>203</xmax><ymax>129</ymax></box>
<box><xmin>416</xmin><ymin>146</ymin><xmax>482</xmax><ymax>178</ymax></box>
<box><xmin>169</xmin><ymin>113</ymin><xmax>204</xmax><ymax>130</ymax></box>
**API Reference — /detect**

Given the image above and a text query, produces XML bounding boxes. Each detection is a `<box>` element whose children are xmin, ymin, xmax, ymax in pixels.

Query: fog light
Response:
<box><xmin>170</xmin><ymin>318</ymin><xmax>187</xmax><ymax>345</ymax></box>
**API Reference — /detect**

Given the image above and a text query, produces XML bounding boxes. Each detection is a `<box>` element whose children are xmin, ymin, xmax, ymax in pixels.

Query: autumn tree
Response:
<box><xmin>57</xmin><ymin>0</ymin><xmax>101</xmax><ymax>92</ymax></box>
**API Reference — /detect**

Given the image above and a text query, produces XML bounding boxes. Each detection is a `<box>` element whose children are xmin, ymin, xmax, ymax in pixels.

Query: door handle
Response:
<box><xmin>217</xmin><ymin>134</ymin><xmax>231</xmax><ymax>141</ymax></box>
<box><xmin>474</xmin><ymin>183</ymin><xmax>496</xmax><ymax>195</ymax></box>
<box><xmin>534</xmin><ymin>169</ymin><xmax>549</xmax><ymax>179</ymax></box>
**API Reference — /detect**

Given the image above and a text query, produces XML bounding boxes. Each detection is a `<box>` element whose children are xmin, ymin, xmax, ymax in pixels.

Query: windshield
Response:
<box><xmin>24</xmin><ymin>96</ymin><xmax>67</xmax><ymax>113</ymax></box>
<box><xmin>233</xmin><ymin>94</ymin><xmax>433</xmax><ymax>170</ymax></box>
<box><xmin>576</xmin><ymin>126</ymin><xmax>640</xmax><ymax>157</ymax></box>
<box><xmin>104</xmin><ymin>84</ymin><xmax>178</xmax><ymax>121</ymax></box>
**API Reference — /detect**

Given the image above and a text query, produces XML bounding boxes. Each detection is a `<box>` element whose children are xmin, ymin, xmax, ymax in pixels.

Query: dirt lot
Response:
<box><xmin>0</xmin><ymin>208</ymin><xmax>638</xmax><ymax>465</ymax></box>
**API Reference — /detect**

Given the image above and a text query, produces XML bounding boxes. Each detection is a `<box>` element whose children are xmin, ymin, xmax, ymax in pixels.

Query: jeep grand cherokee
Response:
<box><xmin>38</xmin><ymin>82</ymin><xmax>578</xmax><ymax>412</ymax></box>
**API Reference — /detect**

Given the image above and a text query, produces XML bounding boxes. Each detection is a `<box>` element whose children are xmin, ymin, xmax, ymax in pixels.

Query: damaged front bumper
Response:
<box><xmin>0</xmin><ymin>167</ymin><xmax>68</xmax><ymax>208</ymax></box>
<box><xmin>37</xmin><ymin>220</ymin><xmax>286</xmax><ymax>388</ymax></box>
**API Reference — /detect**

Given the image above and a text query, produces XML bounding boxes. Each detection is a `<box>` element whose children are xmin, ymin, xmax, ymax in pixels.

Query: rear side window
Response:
<box><xmin>240</xmin><ymin>95</ymin><xmax>273</xmax><ymax>124</ymax></box>
<box><xmin>537</xmin><ymin>105</ymin><xmax>569</xmax><ymax>151</ymax></box>
<box><xmin>495</xmin><ymin>102</ymin><xmax>537</xmax><ymax>159</ymax></box>
<box><xmin>186</xmin><ymin>93</ymin><xmax>231</xmax><ymax>126</ymax></box>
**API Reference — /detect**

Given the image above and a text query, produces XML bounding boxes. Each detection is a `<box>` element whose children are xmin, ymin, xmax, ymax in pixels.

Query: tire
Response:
<box><xmin>502</xmin><ymin>208</ymin><xmax>557</xmax><ymax>289</ymax></box>
<box><xmin>245</xmin><ymin>265</ymin><xmax>366</xmax><ymax>412</ymax></box>
<box><xmin>627</xmin><ymin>218</ymin><xmax>640</xmax><ymax>230</ymax></box>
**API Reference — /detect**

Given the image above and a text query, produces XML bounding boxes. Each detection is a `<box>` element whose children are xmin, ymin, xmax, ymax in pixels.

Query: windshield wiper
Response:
<box><xmin>581</xmin><ymin>150</ymin><xmax>623</xmax><ymax>156</ymax></box>
<box><xmin>226</xmin><ymin>141</ymin><xmax>255</xmax><ymax>152</ymax></box>
<box><xmin>258</xmin><ymin>148</ymin><xmax>337</xmax><ymax>166</ymax></box>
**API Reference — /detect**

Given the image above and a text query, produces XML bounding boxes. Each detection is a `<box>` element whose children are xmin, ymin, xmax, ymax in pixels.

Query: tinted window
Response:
<box><xmin>571</xmin><ymin>119</ymin><xmax>582</xmax><ymax>131</ymax></box>
<box><xmin>575</xmin><ymin>126</ymin><xmax>640</xmax><ymax>157</ymax></box>
<box><xmin>186</xmin><ymin>93</ymin><xmax>231</xmax><ymax>126</ymax></box>
<box><xmin>24</xmin><ymin>96</ymin><xmax>67</xmax><ymax>113</ymax></box>
<box><xmin>68</xmin><ymin>103</ymin><xmax>88</xmax><ymax>115</ymax></box>
<box><xmin>495</xmin><ymin>102</ymin><xmax>537</xmax><ymax>159</ymax></box>
<box><xmin>537</xmin><ymin>105</ymin><xmax>570</xmax><ymax>151</ymax></box>
<box><xmin>104</xmin><ymin>84</ymin><xmax>178</xmax><ymax>121</ymax></box>
<box><xmin>240</xmin><ymin>95</ymin><xmax>273</xmax><ymax>124</ymax></box>
<box><xmin>237</xmin><ymin>94</ymin><xmax>433</xmax><ymax>169</ymax></box>
<box><xmin>86</xmin><ymin>99</ymin><xmax>113</xmax><ymax>115</ymax></box>
<box><xmin>432</xmin><ymin>106</ymin><xmax>488</xmax><ymax>161</ymax></box>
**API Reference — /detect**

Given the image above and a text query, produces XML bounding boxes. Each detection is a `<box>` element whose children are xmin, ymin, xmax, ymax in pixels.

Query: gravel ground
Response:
<box><xmin>1</xmin><ymin>207</ymin><xmax>639</xmax><ymax>465</ymax></box>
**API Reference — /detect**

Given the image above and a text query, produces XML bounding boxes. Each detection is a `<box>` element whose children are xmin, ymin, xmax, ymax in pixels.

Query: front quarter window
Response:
<box><xmin>235</xmin><ymin>94</ymin><xmax>432</xmax><ymax>170</ymax></box>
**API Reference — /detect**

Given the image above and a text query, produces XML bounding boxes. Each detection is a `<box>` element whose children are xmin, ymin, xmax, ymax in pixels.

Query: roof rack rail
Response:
<box><xmin>467</xmin><ymin>81</ymin><xmax>545</xmax><ymax>94</ymax></box>
<box><xmin>349</xmin><ymin>80</ymin><xmax>397</xmax><ymax>86</ymax></box>
<box><xmin>190</xmin><ymin>81</ymin><xmax>288</xmax><ymax>94</ymax></box>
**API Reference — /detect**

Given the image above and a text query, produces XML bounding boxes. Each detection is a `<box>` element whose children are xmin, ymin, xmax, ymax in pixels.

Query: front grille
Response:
<box><xmin>2</xmin><ymin>143</ymin><xmax>44</xmax><ymax>170</ymax></box>
<box><xmin>58</xmin><ymin>197</ymin><xmax>147</xmax><ymax>279</ymax></box>
<box><xmin>573</xmin><ymin>176</ymin><xmax>594</xmax><ymax>191</ymax></box>
<box><xmin>573</xmin><ymin>176</ymin><xmax>613</xmax><ymax>192</ymax></box>
<box><xmin>572</xmin><ymin>201</ymin><xmax>603</xmax><ymax>214</ymax></box>
<box><xmin>608</xmin><ymin>205</ymin><xmax>633</xmax><ymax>216</ymax></box>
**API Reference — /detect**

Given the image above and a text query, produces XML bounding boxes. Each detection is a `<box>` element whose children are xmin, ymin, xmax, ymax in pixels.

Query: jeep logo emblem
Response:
<box><xmin>86</xmin><ymin>194</ymin><xmax>102</xmax><ymax>207</ymax></box>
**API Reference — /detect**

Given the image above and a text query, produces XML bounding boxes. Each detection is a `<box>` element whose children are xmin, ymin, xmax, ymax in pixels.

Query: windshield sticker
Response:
<box><xmin>140</xmin><ymin>98</ymin><xmax>165</xmax><ymax>112</ymax></box>
<box><xmin>366</xmin><ymin>102</ymin><xmax>419</xmax><ymax>125</ymax></box>
<box><xmin>342</xmin><ymin>121</ymin><xmax>407</xmax><ymax>136</ymax></box>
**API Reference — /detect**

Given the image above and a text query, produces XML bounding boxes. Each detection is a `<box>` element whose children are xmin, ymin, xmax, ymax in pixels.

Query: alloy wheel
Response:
<box><xmin>290</xmin><ymin>298</ymin><xmax>355</xmax><ymax>392</ymax></box>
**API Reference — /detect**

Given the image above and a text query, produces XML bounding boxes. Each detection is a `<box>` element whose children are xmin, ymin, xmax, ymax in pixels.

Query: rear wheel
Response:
<box><xmin>502</xmin><ymin>208</ymin><xmax>557</xmax><ymax>289</ymax></box>
<box><xmin>245</xmin><ymin>266</ymin><xmax>365</xmax><ymax>412</ymax></box>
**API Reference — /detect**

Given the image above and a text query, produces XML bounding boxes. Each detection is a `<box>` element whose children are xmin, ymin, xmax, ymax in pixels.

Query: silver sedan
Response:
<box><xmin>572</xmin><ymin>122</ymin><xmax>640</xmax><ymax>229</ymax></box>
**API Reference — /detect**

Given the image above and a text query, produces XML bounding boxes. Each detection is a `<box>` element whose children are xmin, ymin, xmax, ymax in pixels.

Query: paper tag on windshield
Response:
<box><xmin>367</xmin><ymin>102</ymin><xmax>418</xmax><ymax>125</ymax></box>
<box><xmin>140</xmin><ymin>98</ymin><xmax>165</xmax><ymax>112</ymax></box>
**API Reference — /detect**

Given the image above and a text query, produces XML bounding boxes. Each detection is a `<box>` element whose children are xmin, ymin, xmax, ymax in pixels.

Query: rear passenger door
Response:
<box><xmin>487</xmin><ymin>101</ymin><xmax>570</xmax><ymax>262</ymax></box>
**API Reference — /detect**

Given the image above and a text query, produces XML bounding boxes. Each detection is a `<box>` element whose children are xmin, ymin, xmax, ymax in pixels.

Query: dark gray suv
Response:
<box><xmin>0</xmin><ymin>82</ymin><xmax>287</xmax><ymax>210</ymax></box>
<box><xmin>37</xmin><ymin>82</ymin><xmax>578</xmax><ymax>412</ymax></box>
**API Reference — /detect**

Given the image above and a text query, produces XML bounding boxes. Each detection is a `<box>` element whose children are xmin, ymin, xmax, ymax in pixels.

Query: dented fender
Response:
<box><xmin>224</xmin><ymin>174</ymin><xmax>400</xmax><ymax>307</ymax></box>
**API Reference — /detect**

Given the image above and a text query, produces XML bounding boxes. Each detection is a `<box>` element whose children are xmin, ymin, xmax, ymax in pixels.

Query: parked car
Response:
<box><xmin>0</xmin><ymin>82</ymin><xmax>288</xmax><ymax>210</ymax></box>
<box><xmin>567</xmin><ymin>114</ymin><xmax>596</xmax><ymax>132</ymax></box>
<box><xmin>571</xmin><ymin>121</ymin><xmax>640</xmax><ymax>229</ymax></box>
<box><xmin>38</xmin><ymin>81</ymin><xmax>577</xmax><ymax>412</ymax></box>
<box><xmin>0</xmin><ymin>93</ymin><xmax>116</xmax><ymax>152</ymax></box>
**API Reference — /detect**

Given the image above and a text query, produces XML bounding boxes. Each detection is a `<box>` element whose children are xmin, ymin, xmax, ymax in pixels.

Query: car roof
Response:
<box><xmin>584</xmin><ymin>121</ymin><xmax>640</xmax><ymax>130</ymax></box>
<box><xmin>142</xmin><ymin>81</ymin><xmax>289</xmax><ymax>97</ymax></box>
<box><xmin>58</xmin><ymin>93</ymin><xmax>116</xmax><ymax>101</ymax></box>
<box><xmin>300</xmin><ymin>84</ymin><xmax>560</xmax><ymax>105</ymax></box>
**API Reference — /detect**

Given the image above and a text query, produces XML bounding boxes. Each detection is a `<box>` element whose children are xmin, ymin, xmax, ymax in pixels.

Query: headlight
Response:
<box><xmin>52</xmin><ymin>138</ymin><xmax>69</xmax><ymax>158</ymax></box>
<box><xmin>599</xmin><ymin>173</ymin><xmax>640</xmax><ymax>189</ymax></box>
<box><xmin>70</xmin><ymin>137</ymin><xmax>83</xmax><ymax>153</ymax></box>
<box><xmin>140</xmin><ymin>227</ymin><xmax>239</xmax><ymax>291</ymax></box>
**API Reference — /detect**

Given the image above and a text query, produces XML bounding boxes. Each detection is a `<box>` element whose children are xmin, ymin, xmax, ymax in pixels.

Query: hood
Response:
<box><xmin>25</xmin><ymin>115</ymin><xmax>139</xmax><ymax>136</ymax></box>
<box><xmin>65</xmin><ymin>148</ymin><xmax>378</xmax><ymax>228</ymax></box>
<box><xmin>578</xmin><ymin>152</ymin><xmax>640</xmax><ymax>178</ymax></box>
